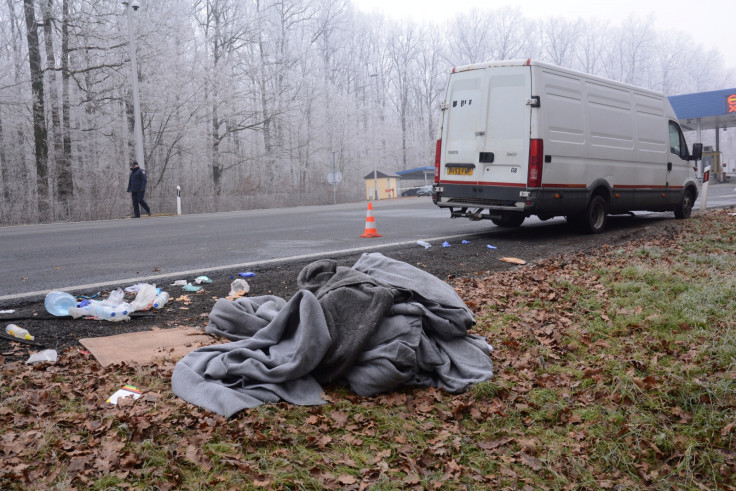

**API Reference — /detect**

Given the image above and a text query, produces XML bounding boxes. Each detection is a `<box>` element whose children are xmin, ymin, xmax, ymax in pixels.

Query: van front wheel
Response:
<box><xmin>674</xmin><ymin>190</ymin><xmax>695</xmax><ymax>219</ymax></box>
<box><xmin>581</xmin><ymin>195</ymin><xmax>608</xmax><ymax>234</ymax></box>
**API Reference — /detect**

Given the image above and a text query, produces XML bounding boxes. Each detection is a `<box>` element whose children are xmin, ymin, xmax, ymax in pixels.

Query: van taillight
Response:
<box><xmin>528</xmin><ymin>139</ymin><xmax>543</xmax><ymax>188</ymax></box>
<box><xmin>434</xmin><ymin>139</ymin><xmax>442</xmax><ymax>183</ymax></box>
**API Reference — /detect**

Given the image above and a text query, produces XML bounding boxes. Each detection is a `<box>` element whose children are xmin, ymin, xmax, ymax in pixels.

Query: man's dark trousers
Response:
<box><xmin>132</xmin><ymin>191</ymin><xmax>150</xmax><ymax>218</ymax></box>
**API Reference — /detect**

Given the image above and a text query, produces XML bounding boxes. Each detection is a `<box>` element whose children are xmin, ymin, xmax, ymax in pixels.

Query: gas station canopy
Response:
<box><xmin>669</xmin><ymin>88</ymin><xmax>736</xmax><ymax>132</ymax></box>
<box><xmin>395</xmin><ymin>166</ymin><xmax>435</xmax><ymax>182</ymax></box>
<box><xmin>669</xmin><ymin>88</ymin><xmax>736</xmax><ymax>181</ymax></box>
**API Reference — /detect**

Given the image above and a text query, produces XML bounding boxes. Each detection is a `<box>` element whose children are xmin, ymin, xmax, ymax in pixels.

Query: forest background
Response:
<box><xmin>2</xmin><ymin>0</ymin><xmax>735</xmax><ymax>225</ymax></box>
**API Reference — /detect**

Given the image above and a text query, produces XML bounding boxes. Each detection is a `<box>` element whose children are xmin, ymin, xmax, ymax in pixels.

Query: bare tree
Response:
<box><xmin>541</xmin><ymin>17</ymin><xmax>581</xmax><ymax>67</ymax></box>
<box><xmin>24</xmin><ymin>0</ymin><xmax>49</xmax><ymax>220</ymax></box>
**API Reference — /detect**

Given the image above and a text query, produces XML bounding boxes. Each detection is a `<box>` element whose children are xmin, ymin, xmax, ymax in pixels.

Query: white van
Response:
<box><xmin>432</xmin><ymin>59</ymin><xmax>702</xmax><ymax>233</ymax></box>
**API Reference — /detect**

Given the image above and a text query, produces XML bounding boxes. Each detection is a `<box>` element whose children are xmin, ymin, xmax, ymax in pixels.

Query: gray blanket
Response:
<box><xmin>172</xmin><ymin>253</ymin><xmax>493</xmax><ymax>417</ymax></box>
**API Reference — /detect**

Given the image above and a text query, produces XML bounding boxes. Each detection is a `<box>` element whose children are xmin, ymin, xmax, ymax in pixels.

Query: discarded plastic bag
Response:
<box><xmin>124</xmin><ymin>283</ymin><xmax>148</xmax><ymax>293</ymax></box>
<box><xmin>194</xmin><ymin>276</ymin><xmax>212</xmax><ymax>284</ymax></box>
<box><xmin>26</xmin><ymin>349</ymin><xmax>58</xmax><ymax>364</ymax></box>
<box><xmin>229</xmin><ymin>279</ymin><xmax>250</xmax><ymax>297</ymax></box>
<box><xmin>461</xmin><ymin>240</ymin><xmax>470</xmax><ymax>245</ymax></box>
<box><xmin>130</xmin><ymin>283</ymin><xmax>157</xmax><ymax>311</ymax></box>
<box><xmin>442</xmin><ymin>241</ymin><xmax>451</xmax><ymax>248</ymax></box>
<box><xmin>183</xmin><ymin>283</ymin><xmax>201</xmax><ymax>292</ymax></box>
<box><xmin>102</xmin><ymin>288</ymin><xmax>125</xmax><ymax>306</ymax></box>
<box><xmin>417</xmin><ymin>240</ymin><xmax>431</xmax><ymax>249</ymax></box>
<box><xmin>487</xmin><ymin>244</ymin><xmax>497</xmax><ymax>250</ymax></box>
<box><xmin>171</xmin><ymin>280</ymin><xmax>187</xmax><ymax>286</ymax></box>
<box><xmin>500</xmin><ymin>257</ymin><xmax>526</xmax><ymax>265</ymax></box>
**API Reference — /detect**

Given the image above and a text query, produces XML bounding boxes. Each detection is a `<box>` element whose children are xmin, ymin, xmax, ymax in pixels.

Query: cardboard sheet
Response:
<box><xmin>80</xmin><ymin>327</ymin><xmax>213</xmax><ymax>367</ymax></box>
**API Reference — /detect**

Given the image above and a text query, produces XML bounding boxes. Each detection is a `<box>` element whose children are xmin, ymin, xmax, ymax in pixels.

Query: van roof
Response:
<box><xmin>450</xmin><ymin>59</ymin><xmax>666</xmax><ymax>98</ymax></box>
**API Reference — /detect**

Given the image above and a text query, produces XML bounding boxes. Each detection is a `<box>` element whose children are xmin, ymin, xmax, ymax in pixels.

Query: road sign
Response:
<box><xmin>327</xmin><ymin>170</ymin><xmax>342</xmax><ymax>185</ymax></box>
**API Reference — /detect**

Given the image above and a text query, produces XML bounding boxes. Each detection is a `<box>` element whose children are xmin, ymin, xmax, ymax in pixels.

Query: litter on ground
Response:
<box><xmin>106</xmin><ymin>385</ymin><xmax>143</xmax><ymax>405</ymax></box>
<box><xmin>500</xmin><ymin>257</ymin><xmax>526</xmax><ymax>265</ymax></box>
<box><xmin>171</xmin><ymin>253</ymin><xmax>494</xmax><ymax>418</ymax></box>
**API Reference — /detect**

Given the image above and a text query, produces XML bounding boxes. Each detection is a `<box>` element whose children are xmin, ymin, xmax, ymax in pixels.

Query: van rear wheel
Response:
<box><xmin>491</xmin><ymin>213</ymin><xmax>525</xmax><ymax>228</ymax></box>
<box><xmin>572</xmin><ymin>195</ymin><xmax>608</xmax><ymax>234</ymax></box>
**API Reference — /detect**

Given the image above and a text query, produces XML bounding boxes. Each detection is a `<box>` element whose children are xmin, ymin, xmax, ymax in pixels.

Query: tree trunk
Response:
<box><xmin>44</xmin><ymin>0</ymin><xmax>71</xmax><ymax>208</ymax></box>
<box><xmin>61</xmin><ymin>0</ymin><xmax>73</xmax><ymax>199</ymax></box>
<box><xmin>24</xmin><ymin>0</ymin><xmax>50</xmax><ymax>220</ymax></box>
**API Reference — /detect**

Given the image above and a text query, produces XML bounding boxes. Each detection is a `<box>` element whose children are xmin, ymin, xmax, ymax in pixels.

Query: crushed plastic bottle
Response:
<box><xmin>5</xmin><ymin>324</ymin><xmax>34</xmax><ymax>341</ymax></box>
<box><xmin>417</xmin><ymin>240</ymin><xmax>431</xmax><ymax>249</ymax></box>
<box><xmin>152</xmin><ymin>291</ymin><xmax>170</xmax><ymax>309</ymax></box>
<box><xmin>44</xmin><ymin>291</ymin><xmax>78</xmax><ymax>316</ymax></box>
<box><xmin>89</xmin><ymin>302</ymin><xmax>131</xmax><ymax>322</ymax></box>
<box><xmin>69</xmin><ymin>301</ymin><xmax>130</xmax><ymax>321</ymax></box>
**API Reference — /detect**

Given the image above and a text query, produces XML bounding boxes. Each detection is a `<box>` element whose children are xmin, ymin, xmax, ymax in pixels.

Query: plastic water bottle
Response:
<box><xmin>5</xmin><ymin>324</ymin><xmax>34</xmax><ymax>341</ymax></box>
<box><xmin>152</xmin><ymin>292</ymin><xmax>170</xmax><ymax>309</ymax></box>
<box><xmin>44</xmin><ymin>291</ymin><xmax>78</xmax><ymax>316</ymax></box>
<box><xmin>90</xmin><ymin>302</ymin><xmax>130</xmax><ymax>322</ymax></box>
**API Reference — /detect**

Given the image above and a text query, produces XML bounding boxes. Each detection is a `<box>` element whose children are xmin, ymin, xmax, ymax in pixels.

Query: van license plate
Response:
<box><xmin>447</xmin><ymin>167</ymin><xmax>473</xmax><ymax>176</ymax></box>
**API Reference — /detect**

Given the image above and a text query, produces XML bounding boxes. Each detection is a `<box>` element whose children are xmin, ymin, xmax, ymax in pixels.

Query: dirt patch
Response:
<box><xmin>0</xmin><ymin>215</ymin><xmax>681</xmax><ymax>362</ymax></box>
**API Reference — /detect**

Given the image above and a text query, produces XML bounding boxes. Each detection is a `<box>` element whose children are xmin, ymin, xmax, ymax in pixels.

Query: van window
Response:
<box><xmin>668</xmin><ymin>121</ymin><xmax>682</xmax><ymax>156</ymax></box>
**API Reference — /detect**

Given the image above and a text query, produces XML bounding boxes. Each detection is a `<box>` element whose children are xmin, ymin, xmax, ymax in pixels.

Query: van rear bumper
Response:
<box><xmin>433</xmin><ymin>182</ymin><xmax>589</xmax><ymax>219</ymax></box>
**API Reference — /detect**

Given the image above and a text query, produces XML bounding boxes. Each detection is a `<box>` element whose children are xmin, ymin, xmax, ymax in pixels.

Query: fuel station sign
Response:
<box><xmin>727</xmin><ymin>94</ymin><xmax>736</xmax><ymax>113</ymax></box>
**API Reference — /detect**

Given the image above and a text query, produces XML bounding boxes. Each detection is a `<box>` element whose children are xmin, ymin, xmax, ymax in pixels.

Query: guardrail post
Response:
<box><xmin>700</xmin><ymin>166</ymin><xmax>710</xmax><ymax>212</ymax></box>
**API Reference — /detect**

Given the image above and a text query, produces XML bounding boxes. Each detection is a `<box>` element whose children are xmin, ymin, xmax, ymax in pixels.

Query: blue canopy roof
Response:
<box><xmin>395</xmin><ymin>166</ymin><xmax>435</xmax><ymax>180</ymax></box>
<box><xmin>669</xmin><ymin>89</ymin><xmax>736</xmax><ymax>131</ymax></box>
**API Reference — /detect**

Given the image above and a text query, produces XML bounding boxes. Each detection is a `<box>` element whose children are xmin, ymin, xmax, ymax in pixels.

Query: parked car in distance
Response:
<box><xmin>416</xmin><ymin>185</ymin><xmax>433</xmax><ymax>196</ymax></box>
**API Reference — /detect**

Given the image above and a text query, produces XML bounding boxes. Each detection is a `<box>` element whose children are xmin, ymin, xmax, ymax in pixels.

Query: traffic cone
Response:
<box><xmin>360</xmin><ymin>202</ymin><xmax>382</xmax><ymax>238</ymax></box>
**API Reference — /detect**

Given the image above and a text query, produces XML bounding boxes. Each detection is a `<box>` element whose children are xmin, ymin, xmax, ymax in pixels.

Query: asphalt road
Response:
<box><xmin>1</xmin><ymin>182</ymin><xmax>733</xmax><ymax>304</ymax></box>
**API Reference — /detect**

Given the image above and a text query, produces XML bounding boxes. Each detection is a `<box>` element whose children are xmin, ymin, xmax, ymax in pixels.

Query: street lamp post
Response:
<box><xmin>370</xmin><ymin>73</ymin><xmax>378</xmax><ymax>200</ymax></box>
<box><xmin>122</xmin><ymin>1</ymin><xmax>145</xmax><ymax>170</ymax></box>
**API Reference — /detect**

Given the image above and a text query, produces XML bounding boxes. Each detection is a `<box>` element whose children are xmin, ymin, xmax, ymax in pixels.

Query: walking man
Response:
<box><xmin>127</xmin><ymin>160</ymin><xmax>151</xmax><ymax>218</ymax></box>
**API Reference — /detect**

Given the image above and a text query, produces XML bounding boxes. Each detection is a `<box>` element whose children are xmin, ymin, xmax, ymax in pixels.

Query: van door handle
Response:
<box><xmin>667</xmin><ymin>162</ymin><xmax>672</xmax><ymax>171</ymax></box>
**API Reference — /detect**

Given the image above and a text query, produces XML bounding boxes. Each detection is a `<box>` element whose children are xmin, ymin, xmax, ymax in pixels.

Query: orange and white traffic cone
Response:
<box><xmin>360</xmin><ymin>202</ymin><xmax>382</xmax><ymax>238</ymax></box>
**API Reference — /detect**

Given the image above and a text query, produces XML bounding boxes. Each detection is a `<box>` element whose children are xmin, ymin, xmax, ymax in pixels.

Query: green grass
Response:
<box><xmin>2</xmin><ymin>210</ymin><xmax>736</xmax><ymax>489</ymax></box>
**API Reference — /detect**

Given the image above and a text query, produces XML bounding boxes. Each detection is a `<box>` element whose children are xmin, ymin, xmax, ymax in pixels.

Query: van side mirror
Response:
<box><xmin>690</xmin><ymin>143</ymin><xmax>703</xmax><ymax>161</ymax></box>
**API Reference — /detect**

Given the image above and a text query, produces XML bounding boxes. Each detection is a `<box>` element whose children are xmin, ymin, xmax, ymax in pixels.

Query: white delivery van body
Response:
<box><xmin>432</xmin><ymin>59</ymin><xmax>702</xmax><ymax>233</ymax></box>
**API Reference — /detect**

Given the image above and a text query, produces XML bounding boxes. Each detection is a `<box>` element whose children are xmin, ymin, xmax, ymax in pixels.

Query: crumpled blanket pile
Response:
<box><xmin>172</xmin><ymin>252</ymin><xmax>493</xmax><ymax>417</ymax></box>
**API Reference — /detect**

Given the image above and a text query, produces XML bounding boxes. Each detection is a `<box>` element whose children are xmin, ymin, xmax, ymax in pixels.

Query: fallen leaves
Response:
<box><xmin>2</xmin><ymin>210</ymin><xmax>736</xmax><ymax>489</ymax></box>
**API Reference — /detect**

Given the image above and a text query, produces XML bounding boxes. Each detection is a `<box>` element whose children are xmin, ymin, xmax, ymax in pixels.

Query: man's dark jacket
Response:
<box><xmin>127</xmin><ymin>167</ymin><xmax>147</xmax><ymax>193</ymax></box>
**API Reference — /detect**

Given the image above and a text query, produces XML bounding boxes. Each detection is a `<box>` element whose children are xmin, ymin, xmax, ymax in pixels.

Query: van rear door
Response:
<box><xmin>442</xmin><ymin>66</ymin><xmax>532</xmax><ymax>189</ymax></box>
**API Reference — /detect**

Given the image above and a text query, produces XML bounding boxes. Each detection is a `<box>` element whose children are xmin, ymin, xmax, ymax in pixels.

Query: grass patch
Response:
<box><xmin>1</xmin><ymin>210</ymin><xmax>735</xmax><ymax>489</ymax></box>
